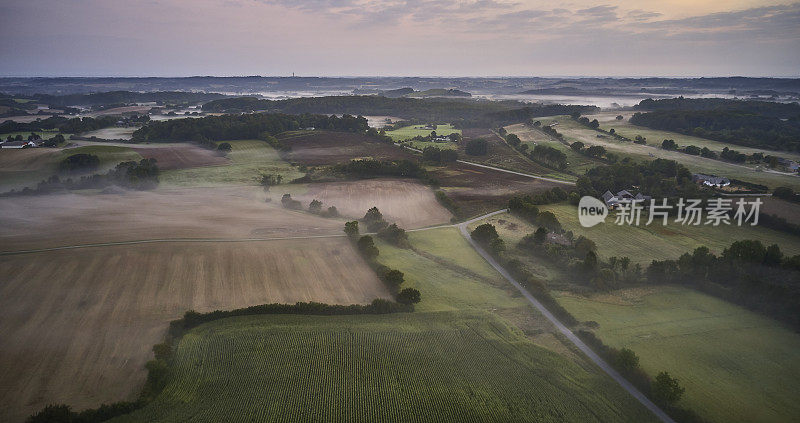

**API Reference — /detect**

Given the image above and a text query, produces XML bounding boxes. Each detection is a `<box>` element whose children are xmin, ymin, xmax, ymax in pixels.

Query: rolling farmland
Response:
<box><xmin>286</xmin><ymin>178</ymin><xmax>452</xmax><ymax>229</ymax></box>
<box><xmin>485</xmin><ymin>204</ymin><xmax>800</xmax><ymax>265</ymax></box>
<box><xmin>0</xmin><ymin>239</ymin><xmax>389</xmax><ymax>422</ymax></box>
<box><xmin>0</xmin><ymin>186</ymin><xmax>344</xmax><ymax>251</ymax></box>
<box><xmin>556</xmin><ymin>286</ymin><xmax>800</xmax><ymax>423</ymax></box>
<box><xmin>110</xmin><ymin>312</ymin><xmax>658</xmax><ymax>423</ymax></box>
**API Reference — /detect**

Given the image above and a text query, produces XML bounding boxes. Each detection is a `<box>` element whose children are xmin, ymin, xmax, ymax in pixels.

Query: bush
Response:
<box><xmin>396</xmin><ymin>288</ymin><xmax>421</xmax><ymax>305</ymax></box>
<box><xmin>59</xmin><ymin>153</ymin><xmax>100</xmax><ymax>173</ymax></box>
<box><xmin>217</xmin><ymin>142</ymin><xmax>232</xmax><ymax>151</ymax></box>
<box><xmin>377</xmin><ymin>223</ymin><xmax>409</xmax><ymax>247</ymax></box>
<box><xmin>357</xmin><ymin>235</ymin><xmax>379</xmax><ymax>259</ymax></box>
<box><xmin>470</xmin><ymin>223</ymin><xmax>499</xmax><ymax>246</ymax></box>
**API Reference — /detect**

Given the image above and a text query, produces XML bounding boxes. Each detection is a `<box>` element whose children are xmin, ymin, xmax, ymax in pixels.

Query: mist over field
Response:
<box><xmin>2</xmin><ymin>1</ymin><xmax>800</xmax><ymax>422</ymax></box>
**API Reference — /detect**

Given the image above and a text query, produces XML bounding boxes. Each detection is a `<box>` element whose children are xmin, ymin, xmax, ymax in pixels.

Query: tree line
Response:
<box><xmin>131</xmin><ymin>112</ymin><xmax>369</xmax><ymax>143</ymax></box>
<box><xmin>648</xmin><ymin>240</ymin><xmax>800</xmax><ymax>330</ymax></box>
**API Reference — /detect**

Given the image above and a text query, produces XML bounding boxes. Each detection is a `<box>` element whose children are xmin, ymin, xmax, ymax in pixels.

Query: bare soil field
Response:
<box><xmin>0</xmin><ymin>186</ymin><xmax>343</xmax><ymax>251</ymax></box>
<box><xmin>762</xmin><ymin>197</ymin><xmax>800</xmax><ymax>225</ymax></box>
<box><xmin>279</xmin><ymin>130</ymin><xmax>413</xmax><ymax>165</ymax></box>
<box><xmin>289</xmin><ymin>178</ymin><xmax>452</xmax><ymax>228</ymax></box>
<box><xmin>80</xmin><ymin>127</ymin><xmax>137</xmax><ymax>140</ymax></box>
<box><xmin>430</xmin><ymin>163</ymin><xmax>563</xmax><ymax>217</ymax></box>
<box><xmin>83</xmin><ymin>105</ymin><xmax>152</xmax><ymax>117</ymax></box>
<box><xmin>0</xmin><ymin>238</ymin><xmax>390</xmax><ymax>422</ymax></box>
<box><xmin>132</xmin><ymin>145</ymin><xmax>229</xmax><ymax>170</ymax></box>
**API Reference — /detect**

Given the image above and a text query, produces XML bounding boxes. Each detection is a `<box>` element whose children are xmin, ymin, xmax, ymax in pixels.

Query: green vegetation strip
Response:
<box><xmin>111</xmin><ymin>311</ymin><xmax>656</xmax><ymax>423</ymax></box>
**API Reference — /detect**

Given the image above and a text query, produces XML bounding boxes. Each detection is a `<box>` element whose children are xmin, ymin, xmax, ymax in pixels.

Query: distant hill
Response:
<box><xmin>406</xmin><ymin>88</ymin><xmax>471</xmax><ymax>98</ymax></box>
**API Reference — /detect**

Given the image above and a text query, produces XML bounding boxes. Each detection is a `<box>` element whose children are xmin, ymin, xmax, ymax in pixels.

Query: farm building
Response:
<box><xmin>601</xmin><ymin>190</ymin><xmax>651</xmax><ymax>209</ymax></box>
<box><xmin>0</xmin><ymin>140</ymin><xmax>37</xmax><ymax>149</ymax></box>
<box><xmin>692</xmin><ymin>173</ymin><xmax>731</xmax><ymax>187</ymax></box>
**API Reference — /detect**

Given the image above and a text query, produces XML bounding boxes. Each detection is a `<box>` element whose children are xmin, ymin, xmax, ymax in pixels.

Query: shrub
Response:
<box><xmin>59</xmin><ymin>153</ymin><xmax>100</xmax><ymax>173</ymax></box>
<box><xmin>396</xmin><ymin>288</ymin><xmax>421</xmax><ymax>305</ymax></box>
<box><xmin>357</xmin><ymin>235</ymin><xmax>379</xmax><ymax>259</ymax></box>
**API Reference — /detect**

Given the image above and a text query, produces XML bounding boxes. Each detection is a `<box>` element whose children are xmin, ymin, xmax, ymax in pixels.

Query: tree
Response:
<box><xmin>465</xmin><ymin>138</ymin><xmax>488</xmax><ymax>156</ymax></box>
<box><xmin>59</xmin><ymin>153</ymin><xmax>100</xmax><ymax>173</ymax></box>
<box><xmin>489</xmin><ymin>237</ymin><xmax>506</xmax><ymax>255</ymax></box>
<box><xmin>574</xmin><ymin>236</ymin><xmax>597</xmax><ymax>259</ymax></box>
<box><xmin>470</xmin><ymin>223</ymin><xmax>499</xmax><ymax>245</ymax></box>
<box><xmin>308</xmin><ymin>199</ymin><xmax>323</xmax><ymax>214</ymax></box>
<box><xmin>764</xmin><ymin>244</ymin><xmax>783</xmax><ymax>266</ymax></box>
<box><xmin>217</xmin><ymin>142</ymin><xmax>232</xmax><ymax>151</ymax></box>
<box><xmin>589</xmin><ymin>119</ymin><xmax>600</xmax><ymax>129</ymax></box>
<box><xmin>363</xmin><ymin>206</ymin><xmax>383</xmax><ymax>222</ymax></box>
<box><xmin>533</xmin><ymin>227</ymin><xmax>548</xmax><ymax>244</ymax></box>
<box><xmin>616</xmin><ymin>115</ymin><xmax>624</xmax><ymax>120</ymax></box>
<box><xmin>506</xmin><ymin>133</ymin><xmax>521</xmax><ymax>147</ymax></box>
<box><xmin>26</xmin><ymin>404</ymin><xmax>74</xmax><ymax>423</ymax></box>
<box><xmin>344</xmin><ymin>221</ymin><xmax>359</xmax><ymax>237</ymax></box>
<box><xmin>324</xmin><ymin>206</ymin><xmax>339</xmax><ymax>217</ymax></box>
<box><xmin>661</xmin><ymin>139</ymin><xmax>678</xmax><ymax>150</ymax></box>
<box><xmin>585</xmin><ymin>145</ymin><xmax>606</xmax><ymax>158</ymax></box>
<box><xmin>570</xmin><ymin>141</ymin><xmax>584</xmax><ymax>151</ymax></box>
<box><xmin>584</xmin><ymin>251</ymin><xmax>598</xmax><ymax>271</ymax></box>
<box><xmin>381</xmin><ymin>269</ymin><xmax>404</xmax><ymax>288</ymax></box>
<box><xmin>257</xmin><ymin>173</ymin><xmax>282</xmax><ymax>191</ymax></box>
<box><xmin>652</xmin><ymin>371</ymin><xmax>685</xmax><ymax>405</ymax></box>
<box><xmin>396</xmin><ymin>288</ymin><xmax>421</xmax><ymax>305</ymax></box>
<box><xmin>357</xmin><ymin>235</ymin><xmax>379</xmax><ymax>259</ymax></box>
<box><xmin>615</xmin><ymin>348</ymin><xmax>640</xmax><ymax>373</ymax></box>
<box><xmin>362</xmin><ymin>206</ymin><xmax>388</xmax><ymax>232</ymax></box>
<box><xmin>377</xmin><ymin>223</ymin><xmax>409</xmax><ymax>247</ymax></box>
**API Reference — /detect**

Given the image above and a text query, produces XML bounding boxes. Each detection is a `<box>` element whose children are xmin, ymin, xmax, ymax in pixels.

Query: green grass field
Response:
<box><xmin>111</xmin><ymin>311</ymin><xmax>656</xmax><ymax>423</ymax></box>
<box><xmin>505</xmin><ymin>123</ymin><xmax>604</xmax><ymax>175</ymax></box>
<box><xmin>0</xmin><ymin>144</ymin><xmax>141</xmax><ymax>191</ymax></box>
<box><xmin>540</xmin><ymin>204</ymin><xmax>800</xmax><ymax>264</ymax></box>
<box><xmin>159</xmin><ymin>140</ymin><xmax>303</xmax><ymax>187</ymax></box>
<box><xmin>385</xmin><ymin>124</ymin><xmax>460</xmax><ymax>148</ymax></box>
<box><xmin>588</xmin><ymin>112</ymin><xmax>800</xmax><ymax>163</ymax></box>
<box><xmin>555</xmin><ymin>285</ymin><xmax>800</xmax><ymax>423</ymax></box>
<box><xmin>541</xmin><ymin>115</ymin><xmax>800</xmax><ymax>190</ymax></box>
<box><xmin>473</xmin><ymin>206</ymin><xmax>800</xmax><ymax>266</ymax></box>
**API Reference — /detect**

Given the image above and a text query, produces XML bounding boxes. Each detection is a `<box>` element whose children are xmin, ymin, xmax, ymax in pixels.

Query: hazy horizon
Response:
<box><xmin>2</xmin><ymin>0</ymin><xmax>799</xmax><ymax>78</ymax></box>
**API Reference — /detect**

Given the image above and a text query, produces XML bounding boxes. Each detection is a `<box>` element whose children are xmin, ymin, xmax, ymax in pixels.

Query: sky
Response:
<box><xmin>1</xmin><ymin>0</ymin><xmax>799</xmax><ymax>77</ymax></box>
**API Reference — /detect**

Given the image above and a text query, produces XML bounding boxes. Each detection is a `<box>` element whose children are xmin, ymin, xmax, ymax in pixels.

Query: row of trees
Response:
<box><xmin>421</xmin><ymin>146</ymin><xmax>458</xmax><ymax>164</ymax></box>
<box><xmin>344</xmin><ymin>215</ymin><xmax>420</xmax><ymax>306</ymax></box>
<box><xmin>630</xmin><ymin>109</ymin><xmax>800</xmax><ymax>152</ymax></box>
<box><xmin>131</xmin><ymin>113</ymin><xmax>370</xmax><ymax>143</ymax></box>
<box><xmin>3</xmin><ymin>158</ymin><xmax>160</xmax><ymax>196</ymax></box>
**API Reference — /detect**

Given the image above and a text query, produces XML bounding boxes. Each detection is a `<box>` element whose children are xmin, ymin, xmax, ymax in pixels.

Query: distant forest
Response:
<box><xmin>632</xmin><ymin>98</ymin><xmax>800</xmax><ymax>152</ymax></box>
<box><xmin>200</xmin><ymin>95</ymin><xmax>597</xmax><ymax>127</ymax></box>
<box><xmin>131</xmin><ymin>113</ymin><xmax>369</xmax><ymax>142</ymax></box>
<box><xmin>32</xmin><ymin>91</ymin><xmax>227</xmax><ymax>107</ymax></box>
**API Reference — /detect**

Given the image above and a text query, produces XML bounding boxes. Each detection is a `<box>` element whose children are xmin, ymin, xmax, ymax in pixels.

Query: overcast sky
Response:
<box><xmin>1</xmin><ymin>0</ymin><xmax>798</xmax><ymax>77</ymax></box>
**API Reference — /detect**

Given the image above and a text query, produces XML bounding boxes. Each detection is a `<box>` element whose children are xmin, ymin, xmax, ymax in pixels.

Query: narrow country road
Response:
<box><xmin>455</xmin><ymin>160</ymin><xmax>576</xmax><ymax>185</ymax></box>
<box><xmin>456</xmin><ymin>218</ymin><xmax>676</xmax><ymax>423</ymax></box>
<box><xmin>395</xmin><ymin>141</ymin><xmax>575</xmax><ymax>185</ymax></box>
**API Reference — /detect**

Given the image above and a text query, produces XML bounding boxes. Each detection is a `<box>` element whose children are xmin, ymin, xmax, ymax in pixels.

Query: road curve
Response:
<box><xmin>457</xmin><ymin>219</ymin><xmax>676</xmax><ymax>423</ymax></box>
